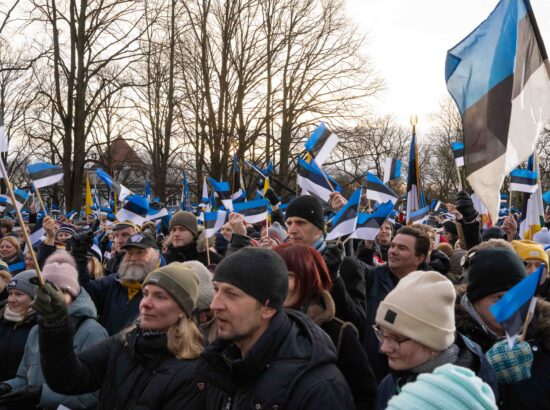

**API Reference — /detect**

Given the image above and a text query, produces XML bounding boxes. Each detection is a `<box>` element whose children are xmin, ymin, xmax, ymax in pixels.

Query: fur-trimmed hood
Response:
<box><xmin>455</xmin><ymin>284</ymin><xmax>550</xmax><ymax>352</ymax></box>
<box><xmin>305</xmin><ymin>290</ymin><xmax>336</xmax><ymax>326</ymax></box>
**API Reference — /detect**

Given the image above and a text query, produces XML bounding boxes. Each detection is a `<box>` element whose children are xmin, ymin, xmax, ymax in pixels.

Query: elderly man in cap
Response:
<box><xmin>73</xmin><ymin>231</ymin><xmax>160</xmax><ymax>335</ymax></box>
<box><xmin>104</xmin><ymin>221</ymin><xmax>138</xmax><ymax>276</ymax></box>
<box><xmin>163</xmin><ymin>211</ymin><xmax>222</xmax><ymax>266</ymax></box>
<box><xmin>197</xmin><ymin>248</ymin><xmax>354</xmax><ymax>409</ymax></box>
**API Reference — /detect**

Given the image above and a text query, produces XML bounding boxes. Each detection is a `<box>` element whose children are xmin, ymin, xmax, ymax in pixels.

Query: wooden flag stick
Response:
<box><xmin>320</xmin><ymin>167</ymin><xmax>335</xmax><ymax>192</ymax></box>
<box><xmin>33</xmin><ymin>184</ymin><xmax>47</xmax><ymax>216</ymax></box>
<box><xmin>520</xmin><ymin>298</ymin><xmax>537</xmax><ymax>342</ymax></box>
<box><xmin>205</xmin><ymin>235</ymin><xmax>211</xmax><ymax>267</ymax></box>
<box><xmin>456</xmin><ymin>166</ymin><xmax>463</xmax><ymax>191</ymax></box>
<box><xmin>0</xmin><ymin>159</ymin><xmax>44</xmax><ymax>286</ymax></box>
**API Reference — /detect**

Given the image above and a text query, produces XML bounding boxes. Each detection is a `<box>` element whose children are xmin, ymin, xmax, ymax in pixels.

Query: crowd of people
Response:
<box><xmin>0</xmin><ymin>189</ymin><xmax>548</xmax><ymax>409</ymax></box>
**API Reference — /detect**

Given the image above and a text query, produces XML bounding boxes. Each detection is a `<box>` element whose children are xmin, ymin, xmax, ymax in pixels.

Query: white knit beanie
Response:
<box><xmin>375</xmin><ymin>270</ymin><xmax>456</xmax><ymax>351</ymax></box>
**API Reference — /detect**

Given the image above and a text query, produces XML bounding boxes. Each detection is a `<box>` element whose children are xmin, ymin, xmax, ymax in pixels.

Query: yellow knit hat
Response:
<box><xmin>511</xmin><ymin>240</ymin><xmax>549</xmax><ymax>267</ymax></box>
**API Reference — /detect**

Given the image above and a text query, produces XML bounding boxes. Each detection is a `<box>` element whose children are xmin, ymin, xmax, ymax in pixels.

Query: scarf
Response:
<box><xmin>460</xmin><ymin>294</ymin><xmax>501</xmax><ymax>339</ymax></box>
<box><xmin>312</xmin><ymin>236</ymin><xmax>327</xmax><ymax>253</ymax></box>
<box><xmin>3</xmin><ymin>305</ymin><xmax>31</xmax><ymax>323</ymax></box>
<box><xmin>121</xmin><ymin>280</ymin><xmax>143</xmax><ymax>301</ymax></box>
<box><xmin>410</xmin><ymin>344</ymin><xmax>460</xmax><ymax>374</ymax></box>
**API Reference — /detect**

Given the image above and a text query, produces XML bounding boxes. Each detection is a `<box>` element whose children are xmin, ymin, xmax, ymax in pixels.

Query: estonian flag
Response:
<box><xmin>8</xmin><ymin>188</ymin><xmax>29</xmax><ymax>211</ymax></box>
<box><xmin>519</xmin><ymin>155</ymin><xmax>544</xmax><ymax>239</ymax></box>
<box><xmin>199</xmin><ymin>177</ymin><xmax>210</xmax><ymax>210</ymax></box>
<box><xmin>297</xmin><ymin>157</ymin><xmax>340</xmax><ymax>203</ymax></box>
<box><xmin>231</xmin><ymin>156</ymin><xmax>246</xmax><ymax>202</ymax></box>
<box><xmin>209</xmin><ymin>178</ymin><xmax>233</xmax><ymax>211</ymax></box>
<box><xmin>116</xmin><ymin>195</ymin><xmax>149</xmax><ymax>225</ymax></box>
<box><xmin>326</xmin><ymin>187</ymin><xmax>362</xmax><ymax>241</ymax></box>
<box><xmin>406</xmin><ymin>134</ymin><xmax>426</xmax><ymax>225</ymax></box>
<box><xmin>446</xmin><ymin>0</ymin><xmax>550</xmax><ymax>221</ymax></box>
<box><xmin>0</xmin><ymin>195</ymin><xmax>7</xmax><ymax>212</ymax></box>
<box><xmin>366</xmin><ymin>173</ymin><xmax>398</xmax><ymax>204</ymax></box>
<box><xmin>27</xmin><ymin>163</ymin><xmax>63</xmax><ymax>189</ymax></box>
<box><xmin>350</xmin><ymin>201</ymin><xmax>394</xmax><ymax>241</ymax></box>
<box><xmin>204</xmin><ymin>210</ymin><xmax>229</xmax><ymax>238</ymax></box>
<box><xmin>305</xmin><ymin>123</ymin><xmax>339</xmax><ymax>166</ymax></box>
<box><xmin>409</xmin><ymin>206</ymin><xmax>430</xmax><ymax>225</ymax></box>
<box><xmin>24</xmin><ymin>216</ymin><xmax>45</xmax><ymax>254</ymax></box>
<box><xmin>490</xmin><ymin>265</ymin><xmax>543</xmax><ymax>347</ymax></box>
<box><xmin>96</xmin><ymin>168</ymin><xmax>134</xmax><ymax>201</ymax></box>
<box><xmin>233</xmin><ymin>198</ymin><xmax>270</xmax><ymax>224</ymax></box>
<box><xmin>451</xmin><ymin>142</ymin><xmax>465</xmax><ymax>167</ymax></box>
<box><xmin>383</xmin><ymin>158</ymin><xmax>401</xmax><ymax>183</ymax></box>
<box><xmin>146</xmin><ymin>207</ymin><xmax>169</xmax><ymax>221</ymax></box>
<box><xmin>0</xmin><ymin>112</ymin><xmax>8</xmax><ymax>153</ymax></box>
<box><xmin>510</xmin><ymin>168</ymin><xmax>538</xmax><ymax>193</ymax></box>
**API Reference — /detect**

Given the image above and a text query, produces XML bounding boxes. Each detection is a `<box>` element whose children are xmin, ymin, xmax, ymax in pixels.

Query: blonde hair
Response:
<box><xmin>89</xmin><ymin>256</ymin><xmax>104</xmax><ymax>280</ymax></box>
<box><xmin>0</xmin><ymin>269</ymin><xmax>10</xmax><ymax>283</ymax></box>
<box><xmin>0</xmin><ymin>236</ymin><xmax>20</xmax><ymax>252</ymax></box>
<box><xmin>167</xmin><ymin>316</ymin><xmax>204</xmax><ymax>359</ymax></box>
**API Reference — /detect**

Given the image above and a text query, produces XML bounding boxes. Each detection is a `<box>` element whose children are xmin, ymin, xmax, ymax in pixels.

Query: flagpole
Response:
<box><xmin>319</xmin><ymin>166</ymin><xmax>335</xmax><ymax>192</ymax></box>
<box><xmin>0</xmin><ymin>160</ymin><xmax>44</xmax><ymax>286</ymax></box>
<box><xmin>456</xmin><ymin>165</ymin><xmax>463</xmax><ymax>191</ymax></box>
<box><xmin>205</xmin><ymin>237</ymin><xmax>211</xmax><ymax>267</ymax></box>
<box><xmin>33</xmin><ymin>183</ymin><xmax>48</xmax><ymax>216</ymax></box>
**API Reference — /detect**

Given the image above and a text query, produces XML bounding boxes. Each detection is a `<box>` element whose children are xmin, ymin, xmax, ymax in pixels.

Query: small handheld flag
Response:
<box><xmin>366</xmin><ymin>173</ymin><xmax>398</xmax><ymax>204</ymax></box>
<box><xmin>27</xmin><ymin>163</ymin><xmax>64</xmax><ymax>189</ymax></box>
<box><xmin>305</xmin><ymin>123</ymin><xmax>339</xmax><ymax>166</ymax></box>
<box><xmin>349</xmin><ymin>201</ymin><xmax>395</xmax><ymax>241</ymax></box>
<box><xmin>510</xmin><ymin>168</ymin><xmax>538</xmax><ymax>193</ymax></box>
<box><xmin>116</xmin><ymin>195</ymin><xmax>150</xmax><ymax>225</ymax></box>
<box><xmin>326</xmin><ymin>187</ymin><xmax>361</xmax><ymax>241</ymax></box>
<box><xmin>451</xmin><ymin>142</ymin><xmax>465</xmax><ymax>167</ymax></box>
<box><xmin>96</xmin><ymin>169</ymin><xmax>134</xmax><ymax>201</ymax></box>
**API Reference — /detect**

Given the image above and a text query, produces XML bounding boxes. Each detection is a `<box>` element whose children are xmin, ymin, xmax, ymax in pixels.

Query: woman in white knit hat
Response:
<box><xmin>373</xmin><ymin>270</ymin><xmax>498</xmax><ymax>410</ymax></box>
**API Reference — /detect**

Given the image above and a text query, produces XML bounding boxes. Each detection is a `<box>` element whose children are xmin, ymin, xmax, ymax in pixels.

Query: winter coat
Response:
<box><xmin>4</xmin><ymin>289</ymin><xmax>108</xmax><ymax>409</ymax></box>
<box><xmin>104</xmin><ymin>251</ymin><xmax>124</xmax><ymax>276</ymax></box>
<box><xmin>373</xmin><ymin>333</ymin><xmax>498</xmax><ymax>409</ymax></box>
<box><xmin>356</xmin><ymin>240</ymin><xmax>389</xmax><ymax>266</ymax></box>
<box><xmin>0</xmin><ymin>308</ymin><xmax>37</xmax><ymax>381</ymax></box>
<box><xmin>163</xmin><ymin>240</ymin><xmax>222</xmax><ymax>267</ymax></box>
<box><xmin>37</xmin><ymin>243</ymin><xmax>57</xmax><ymax>269</ymax></box>
<box><xmin>197</xmin><ymin>309</ymin><xmax>355</xmax><ymax>410</ymax></box>
<box><xmin>39</xmin><ymin>323</ymin><xmax>202</xmax><ymax>410</ymax></box>
<box><xmin>0</xmin><ymin>289</ymin><xmax>7</xmax><ymax>310</ymax></box>
<box><xmin>304</xmin><ymin>291</ymin><xmax>376</xmax><ymax>410</ymax></box>
<box><xmin>455</xmin><ymin>286</ymin><xmax>550</xmax><ymax>409</ymax></box>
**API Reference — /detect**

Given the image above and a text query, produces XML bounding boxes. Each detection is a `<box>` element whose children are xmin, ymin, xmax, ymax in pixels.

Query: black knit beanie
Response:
<box><xmin>213</xmin><ymin>248</ymin><xmax>288</xmax><ymax>309</ymax></box>
<box><xmin>285</xmin><ymin>195</ymin><xmax>325</xmax><ymax>231</ymax></box>
<box><xmin>466</xmin><ymin>247</ymin><xmax>526</xmax><ymax>303</ymax></box>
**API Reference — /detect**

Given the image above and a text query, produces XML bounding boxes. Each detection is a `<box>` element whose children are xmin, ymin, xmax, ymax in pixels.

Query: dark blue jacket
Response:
<box><xmin>197</xmin><ymin>309</ymin><xmax>355</xmax><ymax>409</ymax></box>
<box><xmin>373</xmin><ymin>334</ymin><xmax>499</xmax><ymax>410</ymax></box>
<box><xmin>0</xmin><ymin>309</ymin><xmax>37</xmax><ymax>381</ymax></box>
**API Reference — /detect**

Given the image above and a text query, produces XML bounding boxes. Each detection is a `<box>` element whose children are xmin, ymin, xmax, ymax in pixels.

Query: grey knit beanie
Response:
<box><xmin>7</xmin><ymin>270</ymin><xmax>37</xmax><ymax>298</ymax></box>
<box><xmin>169</xmin><ymin>211</ymin><xmax>199</xmax><ymax>237</ymax></box>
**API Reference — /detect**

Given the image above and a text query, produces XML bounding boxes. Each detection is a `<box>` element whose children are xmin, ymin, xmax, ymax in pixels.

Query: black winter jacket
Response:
<box><xmin>38</xmin><ymin>324</ymin><xmax>202</xmax><ymax>410</ymax></box>
<box><xmin>455</xmin><ymin>287</ymin><xmax>550</xmax><ymax>409</ymax></box>
<box><xmin>0</xmin><ymin>309</ymin><xmax>37</xmax><ymax>380</ymax></box>
<box><xmin>163</xmin><ymin>242</ymin><xmax>222</xmax><ymax>267</ymax></box>
<box><xmin>197</xmin><ymin>309</ymin><xmax>355</xmax><ymax>410</ymax></box>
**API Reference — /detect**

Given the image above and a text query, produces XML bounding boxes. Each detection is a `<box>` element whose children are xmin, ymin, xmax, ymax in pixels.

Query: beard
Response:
<box><xmin>118</xmin><ymin>256</ymin><xmax>158</xmax><ymax>282</ymax></box>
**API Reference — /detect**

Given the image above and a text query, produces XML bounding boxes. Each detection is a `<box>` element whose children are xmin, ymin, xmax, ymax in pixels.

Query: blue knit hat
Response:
<box><xmin>386</xmin><ymin>364</ymin><xmax>497</xmax><ymax>410</ymax></box>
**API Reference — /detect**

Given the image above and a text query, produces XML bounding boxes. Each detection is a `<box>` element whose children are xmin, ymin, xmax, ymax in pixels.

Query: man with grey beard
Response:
<box><xmin>76</xmin><ymin>232</ymin><xmax>160</xmax><ymax>335</ymax></box>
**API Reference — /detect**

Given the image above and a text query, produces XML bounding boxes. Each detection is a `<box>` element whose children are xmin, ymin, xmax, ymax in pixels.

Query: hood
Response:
<box><xmin>305</xmin><ymin>290</ymin><xmax>336</xmax><ymax>326</ymax></box>
<box><xmin>68</xmin><ymin>288</ymin><xmax>98</xmax><ymax>319</ymax></box>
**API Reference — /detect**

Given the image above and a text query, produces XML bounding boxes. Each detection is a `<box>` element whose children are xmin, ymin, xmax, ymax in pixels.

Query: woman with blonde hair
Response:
<box><xmin>0</xmin><ymin>237</ymin><xmax>25</xmax><ymax>274</ymax></box>
<box><xmin>33</xmin><ymin>262</ymin><xmax>205</xmax><ymax>409</ymax></box>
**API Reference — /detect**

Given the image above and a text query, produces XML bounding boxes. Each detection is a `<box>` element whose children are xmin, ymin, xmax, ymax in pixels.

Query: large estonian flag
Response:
<box><xmin>233</xmin><ymin>198</ymin><xmax>270</xmax><ymax>224</ymax></box>
<box><xmin>519</xmin><ymin>154</ymin><xmax>544</xmax><ymax>239</ymax></box>
<box><xmin>382</xmin><ymin>158</ymin><xmax>401</xmax><ymax>183</ymax></box>
<box><xmin>297</xmin><ymin>157</ymin><xmax>340</xmax><ymax>203</ymax></box>
<box><xmin>490</xmin><ymin>264</ymin><xmax>542</xmax><ymax>347</ymax></box>
<box><xmin>305</xmin><ymin>123</ymin><xmax>339</xmax><ymax>166</ymax></box>
<box><xmin>0</xmin><ymin>112</ymin><xmax>8</xmax><ymax>153</ymax></box>
<box><xmin>326</xmin><ymin>187</ymin><xmax>361</xmax><ymax>241</ymax></box>
<box><xmin>204</xmin><ymin>210</ymin><xmax>229</xmax><ymax>238</ymax></box>
<box><xmin>451</xmin><ymin>142</ymin><xmax>465</xmax><ymax>167</ymax></box>
<box><xmin>510</xmin><ymin>168</ymin><xmax>538</xmax><ymax>193</ymax></box>
<box><xmin>406</xmin><ymin>134</ymin><xmax>426</xmax><ymax>225</ymax></box>
<box><xmin>446</xmin><ymin>0</ymin><xmax>550</xmax><ymax>221</ymax></box>
<box><xmin>366</xmin><ymin>173</ymin><xmax>398</xmax><ymax>204</ymax></box>
<box><xmin>27</xmin><ymin>162</ymin><xmax>63</xmax><ymax>189</ymax></box>
<box><xmin>116</xmin><ymin>195</ymin><xmax>149</xmax><ymax>225</ymax></box>
<box><xmin>349</xmin><ymin>200</ymin><xmax>394</xmax><ymax>241</ymax></box>
<box><xmin>96</xmin><ymin>168</ymin><xmax>133</xmax><ymax>201</ymax></box>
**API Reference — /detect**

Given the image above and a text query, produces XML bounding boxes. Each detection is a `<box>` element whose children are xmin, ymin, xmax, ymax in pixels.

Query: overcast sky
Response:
<box><xmin>345</xmin><ymin>0</ymin><xmax>550</xmax><ymax>135</ymax></box>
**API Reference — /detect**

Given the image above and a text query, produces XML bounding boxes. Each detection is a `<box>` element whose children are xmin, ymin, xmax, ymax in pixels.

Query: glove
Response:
<box><xmin>455</xmin><ymin>191</ymin><xmax>478</xmax><ymax>222</ymax></box>
<box><xmin>32</xmin><ymin>282</ymin><xmax>69</xmax><ymax>325</ymax></box>
<box><xmin>0</xmin><ymin>384</ymin><xmax>11</xmax><ymax>396</ymax></box>
<box><xmin>0</xmin><ymin>385</ymin><xmax>42</xmax><ymax>409</ymax></box>
<box><xmin>322</xmin><ymin>243</ymin><xmax>345</xmax><ymax>281</ymax></box>
<box><xmin>486</xmin><ymin>339</ymin><xmax>533</xmax><ymax>384</ymax></box>
<box><xmin>68</xmin><ymin>230</ymin><xmax>94</xmax><ymax>263</ymax></box>
<box><xmin>265</xmin><ymin>188</ymin><xmax>280</xmax><ymax>206</ymax></box>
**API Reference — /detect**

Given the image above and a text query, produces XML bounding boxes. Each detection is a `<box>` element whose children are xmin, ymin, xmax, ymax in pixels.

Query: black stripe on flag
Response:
<box><xmin>30</xmin><ymin>167</ymin><xmax>63</xmax><ymax>181</ymax></box>
<box><xmin>367</xmin><ymin>179</ymin><xmax>396</xmax><ymax>197</ymax></box>
<box><xmin>124</xmin><ymin>200</ymin><xmax>148</xmax><ymax>217</ymax></box>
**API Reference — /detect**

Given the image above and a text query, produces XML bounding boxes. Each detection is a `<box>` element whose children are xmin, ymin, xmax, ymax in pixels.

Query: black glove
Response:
<box><xmin>0</xmin><ymin>384</ymin><xmax>11</xmax><ymax>396</ymax></box>
<box><xmin>31</xmin><ymin>282</ymin><xmax>69</xmax><ymax>325</ymax></box>
<box><xmin>455</xmin><ymin>191</ymin><xmax>478</xmax><ymax>222</ymax></box>
<box><xmin>68</xmin><ymin>230</ymin><xmax>94</xmax><ymax>263</ymax></box>
<box><xmin>322</xmin><ymin>243</ymin><xmax>345</xmax><ymax>281</ymax></box>
<box><xmin>0</xmin><ymin>385</ymin><xmax>41</xmax><ymax>409</ymax></box>
<box><xmin>265</xmin><ymin>188</ymin><xmax>280</xmax><ymax>206</ymax></box>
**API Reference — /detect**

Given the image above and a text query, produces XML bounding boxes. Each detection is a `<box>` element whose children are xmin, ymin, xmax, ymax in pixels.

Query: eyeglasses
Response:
<box><xmin>372</xmin><ymin>325</ymin><xmax>410</xmax><ymax>351</ymax></box>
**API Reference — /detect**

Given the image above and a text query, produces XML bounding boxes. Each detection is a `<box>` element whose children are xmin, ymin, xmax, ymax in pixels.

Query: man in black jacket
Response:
<box><xmin>163</xmin><ymin>211</ymin><xmax>222</xmax><ymax>266</ymax></box>
<box><xmin>198</xmin><ymin>248</ymin><xmax>354</xmax><ymax>409</ymax></box>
